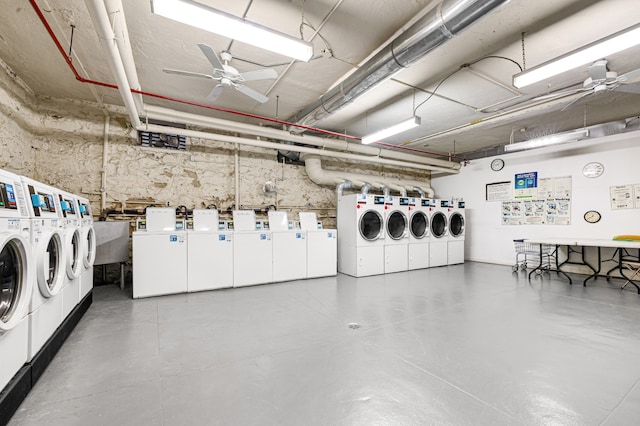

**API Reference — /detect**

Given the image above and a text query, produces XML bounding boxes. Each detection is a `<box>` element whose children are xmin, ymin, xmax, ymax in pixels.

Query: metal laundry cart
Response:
<box><xmin>512</xmin><ymin>239</ymin><xmax>555</xmax><ymax>273</ymax></box>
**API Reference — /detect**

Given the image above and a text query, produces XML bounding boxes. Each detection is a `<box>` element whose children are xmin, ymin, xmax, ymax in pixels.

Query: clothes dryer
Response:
<box><xmin>133</xmin><ymin>207</ymin><xmax>187</xmax><ymax>298</ymax></box>
<box><xmin>21</xmin><ymin>177</ymin><xmax>66</xmax><ymax>360</ymax></box>
<box><xmin>408</xmin><ymin>198</ymin><xmax>430</xmax><ymax>270</ymax></box>
<box><xmin>232</xmin><ymin>210</ymin><xmax>273</xmax><ymax>287</ymax></box>
<box><xmin>187</xmin><ymin>209</ymin><xmax>233</xmax><ymax>292</ymax></box>
<box><xmin>383</xmin><ymin>196</ymin><xmax>409</xmax><ymax>273</ymax></box>
<box><xmin>76</xmin><ymin>196</ymin><xmax>95</xmax><ymax>301</ymax></box>
<box><xmin>337</xmin><ymin>193</ymin><xmax>385</xmax><ymax>277</ymax></box>
<box><xmin>447</xmin><ymin>200</ymin><xmax>466</xmax><ymax>265</ymax></box>
<box><xmin>299</xmin><ymin>212</ymin><xmax>337</xmax><ymax>279</ymax></box>
<box><xmin>269</xmin><ymin>211</ymin><xmax>306</xmax><ymax>283</ymax></box>
<box><xmin>0</xmin><ymin>169</ymin><xmax>34</xmax><ymax>391</ymax></box>
<box><xmin>428</xmin><ymin>199</ymin><xmax>449</xmax><ymax>267</ymax></box>
<box><xmin>58</xmin><ymin>191</ymin><xmax>82</xmax><ymax>319</ymax></box>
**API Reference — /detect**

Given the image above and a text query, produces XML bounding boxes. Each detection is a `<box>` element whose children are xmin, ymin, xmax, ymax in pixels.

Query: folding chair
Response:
<box><xmin>621</xmin><ymin>261</ymin><xmax>640</xmax><ymax>290</ymax></box>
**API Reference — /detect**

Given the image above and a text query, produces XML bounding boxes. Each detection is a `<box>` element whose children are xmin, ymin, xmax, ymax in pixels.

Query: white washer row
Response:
<box><xmin>0</xmin><ymin>168</ymin><xmax>95</xmax><ymax>393</ymax></box>
<box><xmin>132</xmin><ymin>208</ymin><xmax>337</xmax><ymax>298</ymax></box>
<box><xmin>337</xmin><ymin>193</ymin><xmax>465</xmax><ymax>277</ymax></box>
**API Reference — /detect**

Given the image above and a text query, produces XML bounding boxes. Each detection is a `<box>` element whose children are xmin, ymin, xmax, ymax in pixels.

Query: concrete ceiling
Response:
<box><xmin>1</xmin><ymin>0</ymin><xmax>640</xmax><ymax>162</ymax></box>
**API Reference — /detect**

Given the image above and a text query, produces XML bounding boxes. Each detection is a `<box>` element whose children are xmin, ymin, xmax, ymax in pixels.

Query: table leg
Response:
<box><xmin>582</xmin><ymin>246</ymin><xmax>600</xmax><ymax>286</ymax></box>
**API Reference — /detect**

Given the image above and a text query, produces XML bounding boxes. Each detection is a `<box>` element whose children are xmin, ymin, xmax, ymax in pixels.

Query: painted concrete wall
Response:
<box><xmin>432</xmin><ymin>132</ymin><xmax>640</xmax><ymax>273</ymax></box>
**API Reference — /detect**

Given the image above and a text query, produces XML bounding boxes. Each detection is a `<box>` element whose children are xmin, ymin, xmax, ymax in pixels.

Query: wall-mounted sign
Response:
<box><xmin>486</xmin><ymin>181</ymin><xmax>511</xmax><ymax>201</ymax></box>
<box><xmin>514</xmin><ymin>172</ymin><xmax>538</xmax><ymax>198</ymax></box>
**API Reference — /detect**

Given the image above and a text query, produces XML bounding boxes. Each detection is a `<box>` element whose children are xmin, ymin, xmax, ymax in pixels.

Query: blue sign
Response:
<box><xmin>515</xmin><ymin>172</ymin><xmax>537</xmax><ymax>189</ymax></box>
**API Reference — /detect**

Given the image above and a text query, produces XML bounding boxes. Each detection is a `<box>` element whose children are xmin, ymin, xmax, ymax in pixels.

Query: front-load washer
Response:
<box><xmin>299</xmin><ymin>212</ymin><xmax>337</xmax><ymax>279</ymax></box>
<box><xmin>58</xmin><ymin>190</ymin><xmax>82</xmax><ymax>320</ymax></box>
<box><xmin>133</xmin><ymin>207</ymin><xmax>187</xmax><ymax>298</ymax></box>
<box><xmin>76</xmin><ymin>196</ymin><xmax>95</xmax><ymax>301</ymax></box>
<box><xmin>232</xmin><ymin>210</ymin><xmax>273</xmax><ymax>287</ymax></box>
<box><xmin>383</xmin><ymin>196</ymin><xmax>409</xmax><ymax>273</ymax></box>
<box><xmin>447</xmin><ymin>200</ymin><xmax>466</xmax><ymax>265</ymax></box>
<box><xmin>0</xmin><ymin>169</ymin><xmax>34</xmax><ymax>392</ymax></box>
<box><xmin>428</xmin><ymin>199</ymin><xmax>449</xmax><ymax>267</ymax></box>
<box><xmin>337</xmin><ymin>193</ymin><xmax>386</xmax><ymax>277</ymax></box>
<box><xmin>187</xmin><ymin>209</ymin><xmax>233</xmax><ymax>292</ymax></box>
<box><xmin>21</xmin><ymin>177</ymin><xmax>67</xmax><ymax>360</ymax></box>
<box><xmin>408</xmin><ymin>197</ymin><xmax>430</xmax><ymax>270</ymax></box>
<box><xmin>268</xmin><ymin>211</ymin><xmax>306</xmax><ymax>283</ymax></box>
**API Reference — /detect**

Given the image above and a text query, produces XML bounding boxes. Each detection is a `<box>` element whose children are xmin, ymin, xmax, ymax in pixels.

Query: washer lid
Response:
<box><xmin>36</xmin><ymin>230</ymin><xmax>66</xmax><ymax>297</ymax></box>
<box><xmin>430</xmin><ymin>211</ymin><xmax>448</xmax><ymax>238</ymax></box>
<box><xmin>410</xmin><ymin>211</ymin><xmax>428</xmax><ymax>239</ymax></box>
<box><xmin>386</xmin><ymin>211</ymin><xmax>408</xmax><ymax>240</ymax></box>
<box><xmin>82</xmin><ymin>227</ymin><xmax>96</xmax><ymax>268</ymax></box>
<box><xmin>359</xmin><ymin>210</ymin><xmax>383</xmax><ymax>241</ymax></box>
<box><xmin>449</xmin><ymin>212</ymin><xmax>465</xmax><ymax>237</ymax></box>
<box><xmin>0</xmin><ymin>233</ymin><xmax>33</xmax><ymax>332</ymax></box>
<box><xmin>66</xmin><ymin>228</ymin><xmax>82</xmax><ymax>279</ymax></box>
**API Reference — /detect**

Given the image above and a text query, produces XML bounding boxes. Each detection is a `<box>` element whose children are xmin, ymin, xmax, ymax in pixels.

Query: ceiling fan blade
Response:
<box><xmin>240</xmin><ymin>68</ymin><xmax>278</xmax><ymax>82</ymax></box>
<box><xmin>617</xmin><ymin>68</ymin><xmax>640</xmax><ymax>84</ymax></box>
<box><xmin>613</xmin><ymin>84</ymin><xmax>640</xmax><ymax>95</ymax></box>
<box><xmin>207</xmin><ymin>84</ymin><xmax>225</xmax><ymax>101</ymax></box>
<box><xmin>532</xmin><ymin>87</ymin><xmax>584</xmax><ymax>102</ymax></box>
<box><xmin>197</xmin><ymin>43</ymin><xmax>224</xmax><ymax>70</ymax></box>
<box><xmin>163</xmin><ymin>68</ymin><xmax>214</xmax><ymax>79</ymax></box>
<box><xmin>560</xmin><ymin>91</ymin><xmax>592</xmax><ymax>111</ymax></box>
<box><xmin>236</xmin><ymin>84</ymin><xmax>269</xmax><ymax>103</ymax></box>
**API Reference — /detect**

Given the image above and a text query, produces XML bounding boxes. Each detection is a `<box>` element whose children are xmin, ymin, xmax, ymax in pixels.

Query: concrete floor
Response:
<box><xmin>8</xmin><ymin>262</ymin><xmax>640</xmax><ymax>425</ymax></box>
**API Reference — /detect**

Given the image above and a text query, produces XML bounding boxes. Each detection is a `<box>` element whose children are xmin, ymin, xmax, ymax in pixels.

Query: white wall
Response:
<box><xmin>432</xmin><ymin>131</ymin><xmax>640</xmax><ymax>267</ymax></box>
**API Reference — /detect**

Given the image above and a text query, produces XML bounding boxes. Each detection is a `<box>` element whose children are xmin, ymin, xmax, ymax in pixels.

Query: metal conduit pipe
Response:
<box><xmin>336</xmin><ymin>180</ymin><xmax>353</xmax><ymax>197</ymax></box>
<box><xmin>361</xmin><ymin>183</ymin><xmax>372</xmax><ymax>195</ymax></box>
<box><xmin>288</xmin><ymin>0</ymin><xmax>509</xmax><ymax>130</ymax></box>
<box><xmin>382</xmin><ymin>186</ymin><xmax>391</xmax><ymax>197</ymax></box>
<box><xmin>414</xmin><ymin>186</ymin><xmax>425</xmax><ymax>198</ymax></box>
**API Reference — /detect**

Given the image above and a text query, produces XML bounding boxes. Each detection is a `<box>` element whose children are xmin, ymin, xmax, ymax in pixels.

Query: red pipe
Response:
<box><xmin>28</xmin><ymin>0</ymin><xmax>467</xmax><ymax>161</ymax></box>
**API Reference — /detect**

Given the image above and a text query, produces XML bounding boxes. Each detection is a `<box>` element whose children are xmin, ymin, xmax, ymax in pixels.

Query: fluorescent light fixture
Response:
<box><xmin>361</xmin><ymin>116</ymin><xmax>421</xmax><ymax>145</ymax></box>
<box><xmin>151</xmin><ymin>0</ymin><xmax>313</xmax><ymax>62</ymax></box>
<box><xmin>504</xmin><ymin>129</ymin><xmax>589</xmax><ymax>152</ymax></box>
<box><xmin>513</xmin><ymin>23</ymin><xmax>640</xmax><ymax>88</ymax></box>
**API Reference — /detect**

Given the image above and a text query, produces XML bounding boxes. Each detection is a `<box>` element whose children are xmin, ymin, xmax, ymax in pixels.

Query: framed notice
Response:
<box><xmin>486</xmin><ymin>181</ymin><xmax>511</xmax><ymax>201</ymax></box>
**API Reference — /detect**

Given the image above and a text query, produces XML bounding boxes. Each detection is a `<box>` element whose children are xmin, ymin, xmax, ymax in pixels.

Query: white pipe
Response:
<box><xmin>104</xmin><ymin>0</ymin><xmax>144</xmax><ymax>113</ymax></box>
<box><xmin>138</xmin><ymin>123</ymin><xmax>459</xmax><ymax>174</ymax></box>
<box><xmin>85</xmin><ymin>0</ymin><xmax>141</xmax><ymax>128</ymax></box>
<box><xmin>101</xmin><ymin>114</ymin><xmax>110</xmax><ymax>214</ymax></box>
<box><xmin>143</xmin><ymin>105</ymin><xmax>460</xmax><ymax>170</ymax></box>
<box><xmin>234</xmin><ymin>145</ymin><xmax>240</xmax><ymax>209</ymax></box>
<box><xmin>303</xmin><ymin>156</ymin><xmax>434</xmax><ymax>197</ymax></box>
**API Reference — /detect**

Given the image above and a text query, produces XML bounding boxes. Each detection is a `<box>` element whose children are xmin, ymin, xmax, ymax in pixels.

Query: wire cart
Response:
<box><xmin>512</xmin><ymin>239</ymin><xmax>555</xmax><ymax>273</ymax></box>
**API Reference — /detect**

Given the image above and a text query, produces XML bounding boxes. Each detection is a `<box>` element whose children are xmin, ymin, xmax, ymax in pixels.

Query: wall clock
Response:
<box><xmin>584</xmin><ymin>210</ymin><xmax>601</xmax><ymax>224</ymax></box>
<box><xmin>490</xmin><ymin>158</ymin><xmax>505</xmax><ymax>171</ymax></box>
<box><xmin>582</xmin><ymin>162</ymin><xmax>604</xmax><ymax>178</ymax></box>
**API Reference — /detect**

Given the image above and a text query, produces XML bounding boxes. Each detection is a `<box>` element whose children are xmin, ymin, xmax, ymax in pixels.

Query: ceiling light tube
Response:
<box><xmin>151</xmin><ymin>0</ymin><xmax>313</xmax><ymax>62</ymax></box>
<box><xmin>361</xmin><ymin>116</ymin><xmax>421</xmax><ymax>145</ymax></box>
<box><xmin>513</xmin><ymin>23</ymin><xmax>640</xmax><ymax>88</ymax></box>
<box><xmin>503</xmin><ymin>129</ymin><xmax>590</xmax><ymax>152</ymax></box>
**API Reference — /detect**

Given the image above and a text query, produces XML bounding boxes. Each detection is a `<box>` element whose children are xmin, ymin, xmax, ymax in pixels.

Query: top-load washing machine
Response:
<box><xmin>337</xmin><ymin>193</ymin><xmax>386</xmax><ymax>277</ymax></box>
<box><xmin>187</xmin><ymin>209</ymin><xmax>233</xmax><ymax>292</ymax></box>
<box><xmin>76</xmin><ymin>196</ymin><xmax>95</xmax><ymax>301</ymax></box>
<box><xmin>299</xmin><ymin>212</ymin><xmax>337</xmax><ymax>279</ymax></box>
<box><xmin>447</xmin><ymin>200</ymin><xmax>466</xmax><ymax>265</ymax></box>
<box><xmin>58</xmin><ymin>190</ymin><xmax>83</xmax><ymax>320</ymax></box>
<box><xmin>232</xmin><ymin>210</ymin><xmax>273</xmax><ymax>287</ymax></box>
<box><xmin>269</xmin><ymin>211</ymin><xmax>306</xmax><ymax>283</ymax></box>
<box><xmin>0</xmin><ymin>169</ymin><xmax>34</xmax><ymax>392</ymax></box>
<box><xmin>383</xmin><ymin>196</ymin><xmax>409</xmax><ymax>273</ymax></box>
<box><xmin>133</xmin><ymin>207</ymin><xmax>188</xmax><ymax>298</ymax></box>
<box><xmin>408</xmin><ymin>197</ymin><xmax>430</xmax><ymax>270</ymax></box>
<box><xmin>428</xmin><ymin>199</ymin><xmax>449</xmax><ymax>267</ymax></box>
<box><xmin>21</xmin><ymin>177</ymin><xmax>67</xmax><ymax>360</ymax></box>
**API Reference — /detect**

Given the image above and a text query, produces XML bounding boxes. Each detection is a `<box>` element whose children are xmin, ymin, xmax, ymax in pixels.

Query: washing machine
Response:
<box><xmin>0</xmin><ymin>169</ymin><xmax>34</xmax><ymax>392</ymax></box>
<box><xmin>447</xmin><ymin>200</ymin><xmax>466</xmax><ymax>265</ymax></box>
<box><xmin>187</xmin><ymin>209</ymin><xmax>233</xmax><ymax>292</ymax></box>
<box><xmin>383</xmin><ymin>196</ymin><xmax>409</xmax><ymax>273</ymax></box>
<box><xmin>58</xmin><ymin>190</ymin><xmax>82</xmax><ymax>320</ymax></box>
<box><xmin>132</xmin><ymin>207</ymin><xmax>187</xmax><ymax>298</ymax></box>
<box><xmin>408</xmin><ymin>197</ymin><xmax>430</xmax><ymax>270</ymax></box>
<box><xmin>21</xmin><ymin>177</ymin><xmax>67</xmax><ymax>360</ymax></box>
<box><xmin>77</xmin><ymin>196</ymin><xmax>95</xmax><ymax>301</ymax></box>
<box><xmin>428</xmin><ymin>199</ymin><xmax>449</xmax><ymax>267</ymax></box>
<box><xmin>337</xmin><ymin>193</ymin><xmax>385</xmax><ymax>277</ymax></box>
<box><xmin>232</xmin><ymin>210</ymin><xmax>272</xmax><ymax>287</ymax></box>
<box><xmin>268</xmin><ymin>211</ymin><xmax>306</xmax><ymax>283</ymax></box>
<box><xmin>299</xmin><ymin>212</ymin><xmax>337</xmax><ymax>279</ymax></box>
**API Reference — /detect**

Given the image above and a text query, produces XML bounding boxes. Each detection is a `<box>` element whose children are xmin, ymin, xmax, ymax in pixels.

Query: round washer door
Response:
<box><xmin>82</xmin><ymin>227</ymin><xmax>96</xmax><ymax>269</ymax></box>
<box><xmin>449</xmin><ymin>212</ymin><xmax>465</xmax><ymax>238</ymax></box>
<box><xmin>410</xmin><ymin>211</ymin><xmax>428</xmax><ymax>239</ymax></box>
<box><xmin>359</xmin><ymin>210</ymin><xmax>383</xmax><ymax>241</ymax></box>
<box><xmin>386</xmin><ymin>211</ymin><xmax>408</xmax><ymax>240</ymax></box>
<box><xmin>430</xmin><ymin>211</ymin><xmax>448</xmax><ymax>239</ymax></box>
<box><xmin>36</xmin><ymin>230</ymin><xmax>66</xmax><ymax>297</ymax></box>
<box><xmin>0</xmin><ymin>233</ymin><xmax>33</xmax><ymax>332</ymax></box>
<box><xmin>66</xmin><ymin>228</ymin><xmax>82</xmax><ymax>279</ymax></box>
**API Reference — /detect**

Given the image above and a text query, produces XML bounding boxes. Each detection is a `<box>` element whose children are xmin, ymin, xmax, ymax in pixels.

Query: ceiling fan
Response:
<box><xmin>163</xmin><ymin>43</ymin><xmax>278</xmax><ymax>103</ymax></box>
<box><xmin>536</xmin><ymin>60</ymin><xmax>640</xmax><ymax>111</ymax></box>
